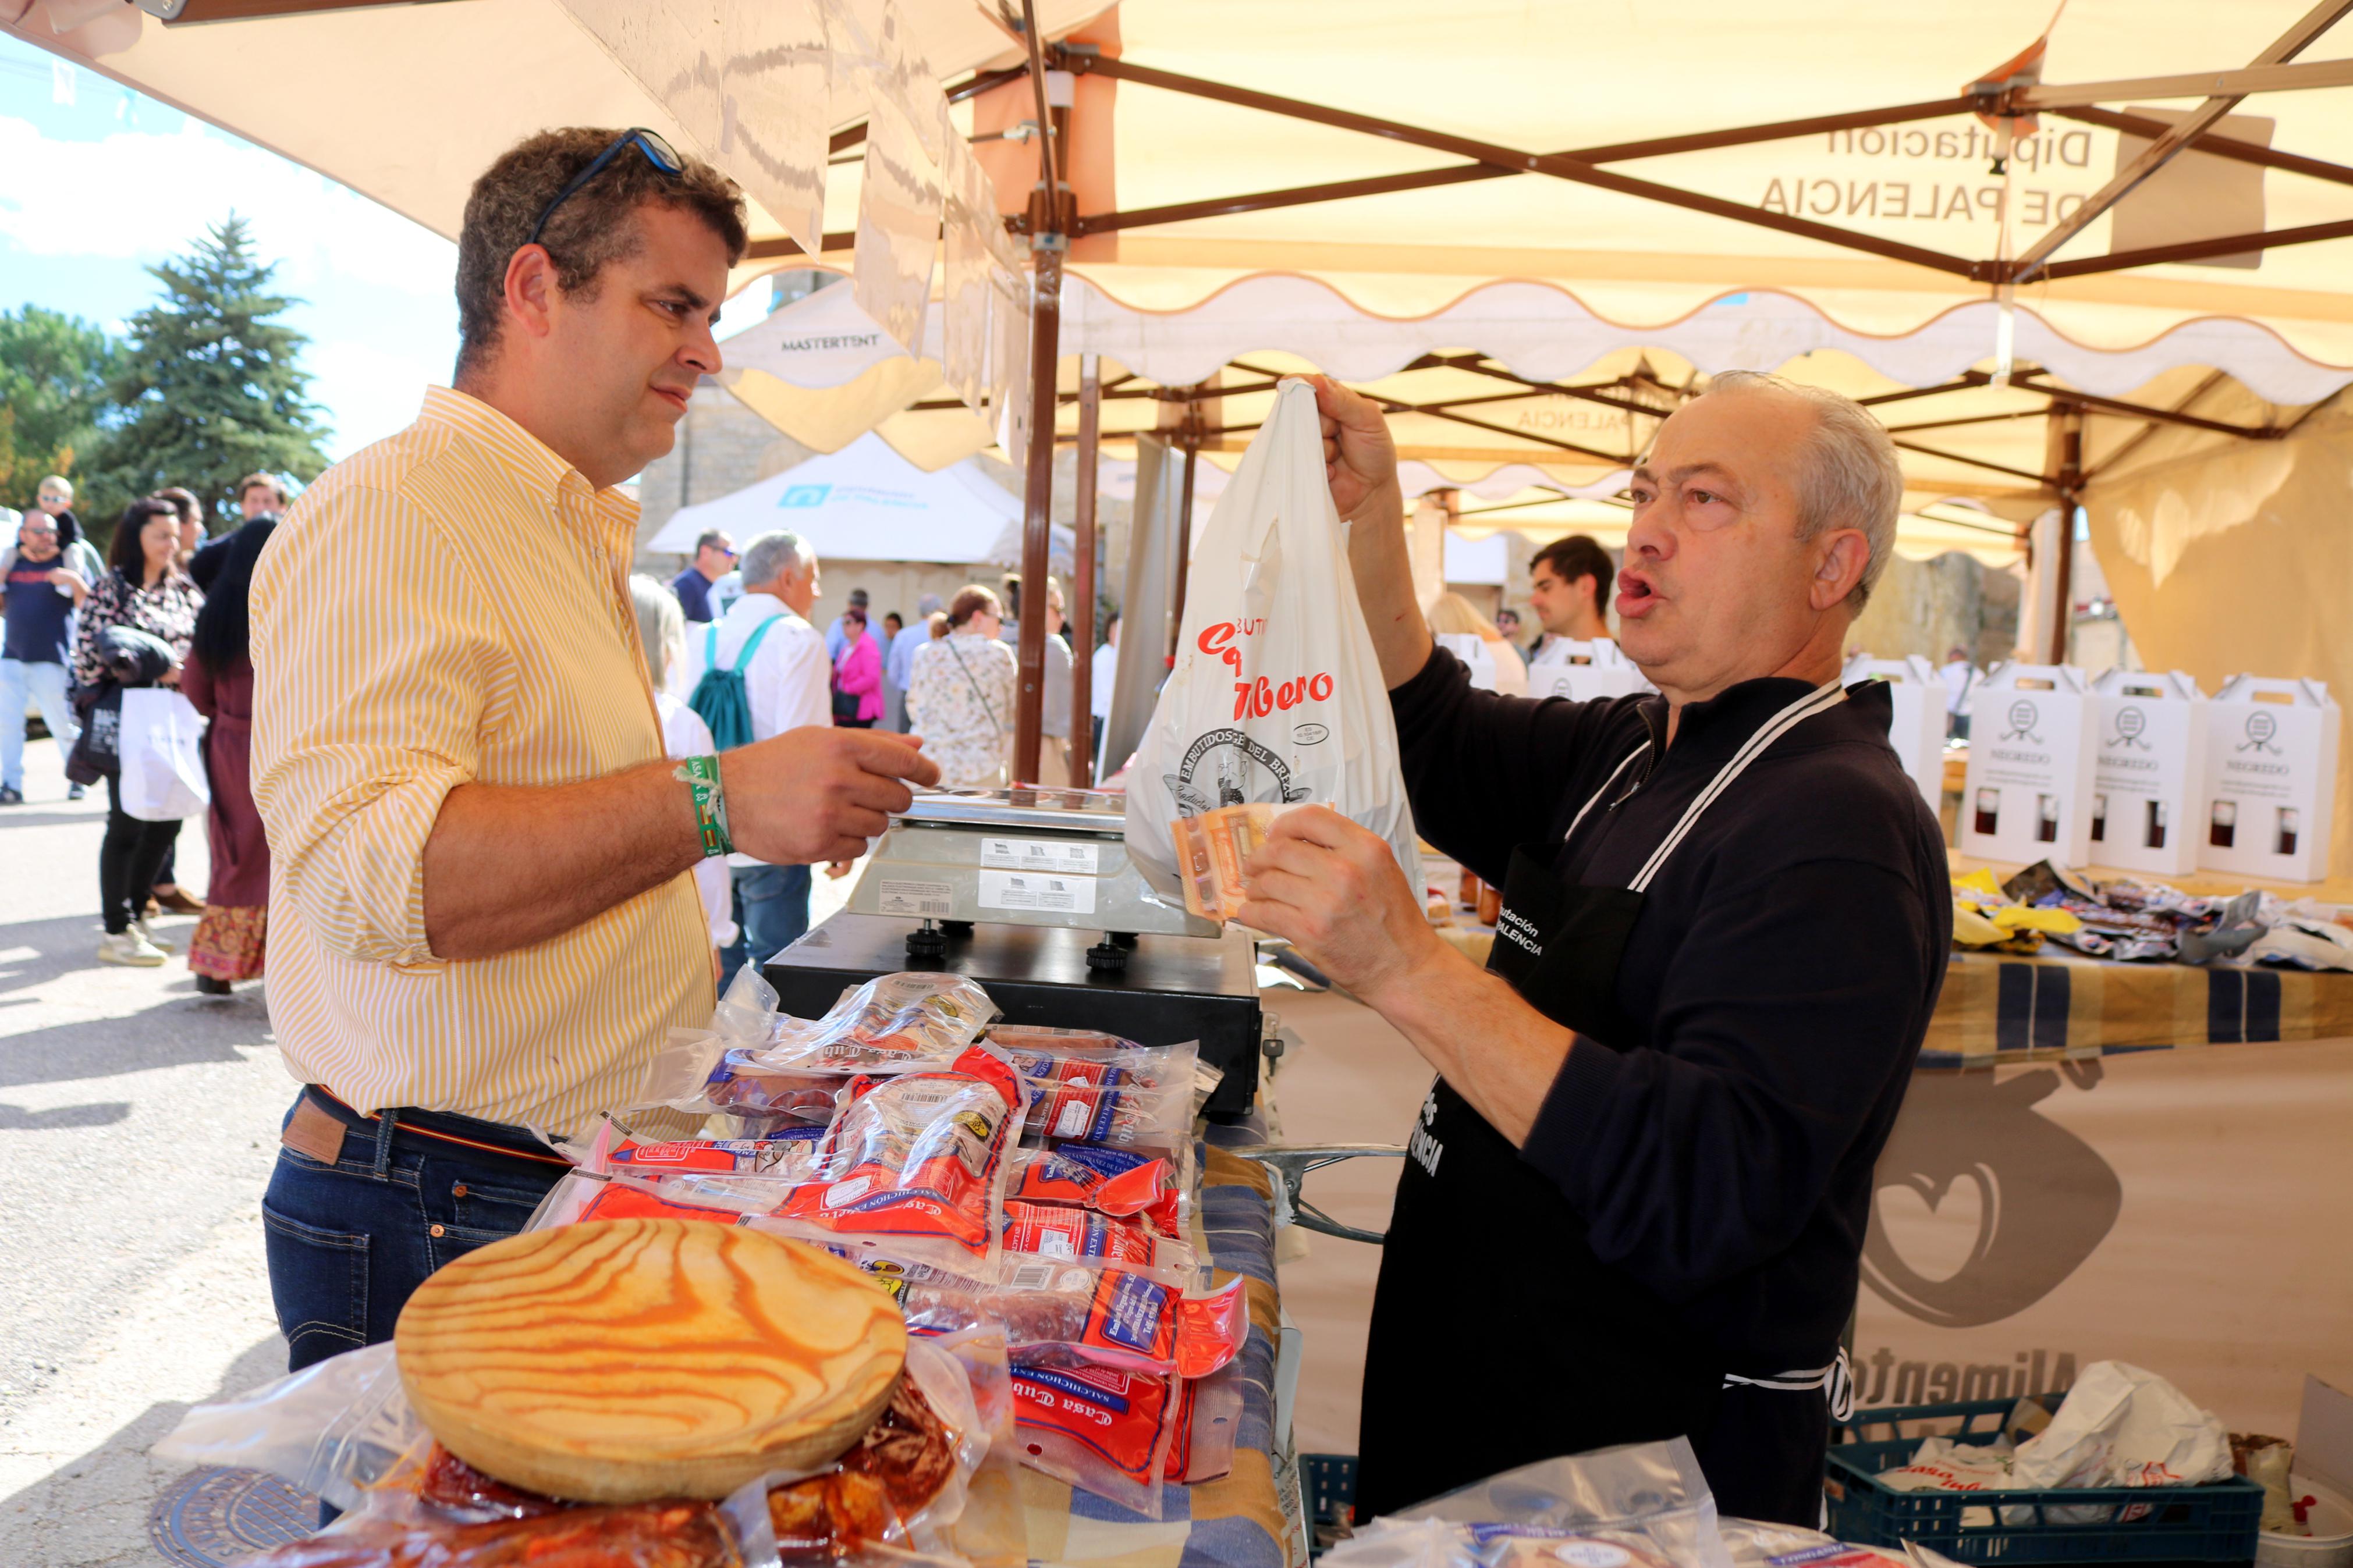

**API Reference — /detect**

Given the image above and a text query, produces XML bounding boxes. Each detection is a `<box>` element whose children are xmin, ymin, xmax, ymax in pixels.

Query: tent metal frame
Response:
<box><xmin>969</xmin><ymin>6</ymin><xmax>2353</xmax><ymax>762</ymax></box>
<box><xmin>115</xmin><ymin>1</ymin><xmax>2353</xmax><ymax>753</ymax></box>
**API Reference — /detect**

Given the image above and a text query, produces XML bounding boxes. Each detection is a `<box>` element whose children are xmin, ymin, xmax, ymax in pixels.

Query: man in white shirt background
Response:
<box><xmin>1089</xmin><ymin>611</ymin><xmax>1119</xmax><ymax>777</ymax></box>
<box><xmin>1939</xmin><ymin>645</ymin><xmax>1975</xmax><ymax>739</ymax></box>
<box><xmin>1525</xmin><ymin>534</ymin><xmax>1617</xmax><ymax>665</ymax></box>
<box><xmin>677</xmin><ymin>528</ymin><xmax>831</xmax><ymax>985</ymax></box>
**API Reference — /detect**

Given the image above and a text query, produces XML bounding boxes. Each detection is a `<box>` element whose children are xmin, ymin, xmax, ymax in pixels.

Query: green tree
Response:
<box><xmin>86</xmin><ymin>213</ymin><xmax>332</xmax><ymax>533</ymax></box>
<box><xmin>0</xmin><ymin>305</ymin><xmax>122</xmax><ymax>510</ymax></box>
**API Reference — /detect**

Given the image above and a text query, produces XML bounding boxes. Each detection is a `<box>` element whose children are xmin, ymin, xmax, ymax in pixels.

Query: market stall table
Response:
<box><xmin>1018</xmin><ymin>1124</ymin><xmax>1303</xmax><ymax>1568</ymax></box>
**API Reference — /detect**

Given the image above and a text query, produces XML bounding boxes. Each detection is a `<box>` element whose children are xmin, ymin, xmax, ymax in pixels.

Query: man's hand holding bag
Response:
<box><xmin>1123</xmin><ymin>379</ymin><xmax>1420</xmax><ymax>921</ymax></box>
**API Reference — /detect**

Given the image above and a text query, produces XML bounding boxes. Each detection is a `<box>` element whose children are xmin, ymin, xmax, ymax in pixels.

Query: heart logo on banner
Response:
<box><xmin>1874</xmin><ymin>1169</ymin><xmax>1989</xmax><ymax>1284</ymax></box>
<box><xmin>1862</xmin><ymin>1066</ymin><xmax>2124</xmax><ymax>1328</ymax></box>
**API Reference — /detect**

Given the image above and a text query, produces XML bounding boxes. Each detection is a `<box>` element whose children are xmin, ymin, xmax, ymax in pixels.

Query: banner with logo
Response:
<box><xmin>1858</xmin><ymin>1039</ymin><xmax>2353</xmax><ymax>1437</ymax></box>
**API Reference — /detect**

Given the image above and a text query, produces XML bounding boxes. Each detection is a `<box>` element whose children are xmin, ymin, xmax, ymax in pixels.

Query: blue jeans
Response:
<box><xmin>719</xmin><ymin>861</ymin><xmax>811</xmax><ymax>991</ymax></box>
<box><xmin>0</xmin><ymin>657</ymin><xmax>76</xmax><ymax>791</ymax></box>
<box><xmin>261</xmin><ymin>1091</ymin><xmax>567</xmax><ymax>1375</ymax></box>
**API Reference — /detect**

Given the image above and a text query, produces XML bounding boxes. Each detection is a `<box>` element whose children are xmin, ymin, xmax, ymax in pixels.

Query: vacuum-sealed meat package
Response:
<box><xmin>1123</xmin><ymin>378</ymin><xmax>1420</xmax><ymax>919</ymax></box>
<box><xmin>772</xmin><ymin>1045</ymin><xmax>1028</xmax><ymax>1271</ymax></box>
<box><xmin>995</xmin><ymin>1265</ymin><xmax>1247</xmax><ymax>1382</ymax></box>
<box><xmin>605</xmin><ymin>1130</ymin><xmax>825</xmax><ymax>1179</ymax></box>
<box><xmin>1002</xmin><ymin>1044</ymin><xmax>1199</xmax><ymax>1155</ymax></box>
<box><xmin>1000</xmin><ymin>1200</ymin><xmax>1196</xmax><ymax>1285</ymax></box>
<box><xmin>1006</xmin><ymin>1146</ymin><xmax>1185</xmax><ymax>1232</ymax></box>
<box><xmin>762</xmin><ymin>973</ymin><xmax>1000</xmax><ymax>1072</ymax></box>
<box><xmin>645</xmin><ymin>973</ymin><xmax>1002</xmax><ymax>1122</ymax></box>
<box><xmin>1321</xmin><ymin>1439</ymin><xmax>1734</xmax><ymax>1568</ymax></box>
<box><xmin>1009</xmin><ymin>1362</ymin><xmax>1179</xmax><ymax>1518</ymax></box>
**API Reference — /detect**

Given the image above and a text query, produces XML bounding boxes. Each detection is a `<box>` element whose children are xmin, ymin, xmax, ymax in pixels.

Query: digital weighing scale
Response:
<box><xmin>764</xmin><ymin>787</ymin><xmax>1268</xmax><ymax>1119</ymax></box>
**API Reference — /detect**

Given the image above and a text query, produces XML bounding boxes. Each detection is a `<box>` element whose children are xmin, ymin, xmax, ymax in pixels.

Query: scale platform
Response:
<box><xmin>845</xmin><ymin>786</ymin><xmax>1219</xmax><ymax>941</ymax></box>
<box><xmin>764</xmin><ymin>913</ymin><xmax>1264</xmax><ymax>1121</ymax></box>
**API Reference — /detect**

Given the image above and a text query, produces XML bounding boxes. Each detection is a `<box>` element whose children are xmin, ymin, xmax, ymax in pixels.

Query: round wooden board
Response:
<box><xmin>395</xmin><ymin>1218</ymin><xmax>906</xmax><ymax>1503</ymax></box>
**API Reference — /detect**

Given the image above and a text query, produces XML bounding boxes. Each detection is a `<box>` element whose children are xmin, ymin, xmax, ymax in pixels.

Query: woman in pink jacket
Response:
<box><xmin>832</xmin><ymin>605</ymin><xmax>883</xmax><ymax>728</ymax></box>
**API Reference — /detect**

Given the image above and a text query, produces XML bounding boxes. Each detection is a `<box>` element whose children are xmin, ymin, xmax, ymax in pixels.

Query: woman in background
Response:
<box><xmin>144</xmin><ymin>485</ymin><xmax>211</xmax><ymax>916</ymax></box>
<box><xmin>182</xmin><ymin>518</ymin><xmax>275</xmax><ymax>995</ymax></box>
<box><xmin>76</xmin><ymin>497</ymin><xmax>203</xmax><ymax>965</ymax></box>
<box><xmin>630</xmin><ymin>575</ymin><xmax>735</xmax><ymax>981</ymax></box>
<box><xmin>907</xmin><ymin>585</ymin><xmax>1016</xmax><ymax>790</ymax></box>
<box><xmin>832</xmin><ymin>605</ymin><xmax>882</xmax><ymax>729</ymax></box>
<box><xmin>1426</xmin><ymin>591</ymin><xmax>1528</xmax><ymax>696</ymax></box>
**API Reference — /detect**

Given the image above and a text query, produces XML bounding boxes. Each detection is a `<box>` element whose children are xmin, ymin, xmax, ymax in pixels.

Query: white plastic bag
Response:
<box><xmin>2010</xmin><ymin>1360</ymin><xmax>2233</xmax><ymax>1491</ymax></box>
<box><xmin>118</xmin><ymin>687</ymin><xmax>208</xmax><ymax>821</ymax></box>
<box><xmin>1124</xmin><ymin>378</ymin><xmax>1419</xmax><ymax>906</ymax></box>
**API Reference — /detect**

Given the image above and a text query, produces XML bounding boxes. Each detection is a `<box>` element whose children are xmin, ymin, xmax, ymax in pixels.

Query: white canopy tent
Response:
<box><xmin>645</xmin><ymin>432</ymin><xmax>1070</xmax><ymax>571</ymax></box>
<box><xmin>20</xmin><ymin>0</ymin><xmax>2353</xmax><ymax>801</ymax></box>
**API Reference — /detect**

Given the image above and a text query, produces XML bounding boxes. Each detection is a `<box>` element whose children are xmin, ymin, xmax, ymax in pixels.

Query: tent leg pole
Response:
<box><xmin>1071</xmin><ymin>355</ymin><xmax>1101</xmax><ymax>788</ymax></box>
<box><xmin>1014</xmin><ymin>248</ymin><xmax>1062</xmax><ymax>786</ymax></box>
<box><xmin>1170</xmin><ymin>438</ymin><xmax>1198</xmax><ymax>658</ymax></box>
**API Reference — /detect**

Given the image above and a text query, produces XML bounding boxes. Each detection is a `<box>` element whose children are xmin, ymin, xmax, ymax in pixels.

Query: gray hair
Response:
<box><xmin>1704</xmin><ymin>369</ymin><xmax>1903</xmax><ymax>611</ymax></box>
<box><xmin>739</xmin><ymin>529</ymin><xmax>814</xmax><ymax>593</ymax></box>
<box><xmin>629</xmin><ymin>573</ymin><xmax>685</xmax><ymax>690</ymax></box>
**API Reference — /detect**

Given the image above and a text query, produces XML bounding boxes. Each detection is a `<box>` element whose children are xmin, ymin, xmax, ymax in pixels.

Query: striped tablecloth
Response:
<box><xmin>1921</xmin><ymin>947</ymin><xmax>2353</xmax><ymax>1066</ymax></box>
<box><xmin>1018</xmin><ymin>1122</ymin><xmax>1303</xmax><ymax>1568</ymax></box>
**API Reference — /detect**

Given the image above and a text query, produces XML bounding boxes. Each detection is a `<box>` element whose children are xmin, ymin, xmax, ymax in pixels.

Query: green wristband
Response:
<box><xmin>676</xmin><ymin>755</ymin><xmax>733</xmax><ymax>858</ymax></box>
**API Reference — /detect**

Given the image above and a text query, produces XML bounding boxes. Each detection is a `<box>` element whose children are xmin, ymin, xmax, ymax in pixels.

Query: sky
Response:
<box><xmin>0</xmin><ymin>33</ymin><xmax>771</xmax><ymax>467</ymax></box>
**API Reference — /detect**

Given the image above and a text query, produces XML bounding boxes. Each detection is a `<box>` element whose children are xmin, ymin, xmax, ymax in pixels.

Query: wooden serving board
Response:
<box><xmin>395</xmin><ymin>1217</ymin><xmax>906</xmax><ymax>1503</ymax></box>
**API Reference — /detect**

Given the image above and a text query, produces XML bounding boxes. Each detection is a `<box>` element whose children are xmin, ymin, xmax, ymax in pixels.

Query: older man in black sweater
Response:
<box><xmin>1238</xmin><ymin>371</ymin><xmax>1950</xmax><ymax>1524</ymax></box>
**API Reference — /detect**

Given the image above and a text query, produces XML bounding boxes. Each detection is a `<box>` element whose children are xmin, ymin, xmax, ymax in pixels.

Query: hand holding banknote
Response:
<box><xmin>1235</xmin><ymin>803</ymin><xmax>1446</xmax><ymax>1002</ymax></box>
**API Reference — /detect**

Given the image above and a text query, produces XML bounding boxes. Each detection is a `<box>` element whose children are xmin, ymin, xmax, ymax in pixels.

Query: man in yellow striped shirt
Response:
<box><xmin>250</xmin><ymin>127</ymin><xmax>938</xmax><ymax>1377</ymax></box>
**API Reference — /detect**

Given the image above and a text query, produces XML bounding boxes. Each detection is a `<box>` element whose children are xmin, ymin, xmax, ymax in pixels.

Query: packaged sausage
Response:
<box><xmin>1005</xmin><ymin>1146</ymin><xmax>1185</xmax><ymax>1233</ymax></box>
<box><xmin>1001</xmin><ymin>1200</ymin><xmax>1197</xmax><ymax>1285</ymax></box>
<box><xmin>761</xmin><ymin>972</ymin><xmax>1001</xmax><ymax>1072</ymax></box>
<box><xmin>605</xmin><ymin>1130</ymin><xmax>825</xmax><ymax>1178</ymax></box>
<box><xmin>1009</xmin><ymin>1361</ymin><xmax>1179</xmax><ymax>1517</ymax></box>
<box><xmin>996</xmin><ymin>1265</ymin><xmax>1248</xmax><ymax>1381</ymax></box>
<box><xmin>988</xmin><ymin>1034</ymin><xmax>1201</xmax><ymax>1154</ymax></box>
<box><xmin>773</xmin><ymin>1045</ymin><xmax>1028</xmax><ymax>1271</ymax></box>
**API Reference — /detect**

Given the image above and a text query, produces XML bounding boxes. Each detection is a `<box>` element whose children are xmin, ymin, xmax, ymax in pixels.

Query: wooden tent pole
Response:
<box><xmin>1071</xmin><ymin>357</ymin><xmax>1101</xmax><ymax>787</ymax></box>
<box><xmin>1012</xmin><ymin>0</ymin><xmax>1063</xmax><ymax>785</ymax></box>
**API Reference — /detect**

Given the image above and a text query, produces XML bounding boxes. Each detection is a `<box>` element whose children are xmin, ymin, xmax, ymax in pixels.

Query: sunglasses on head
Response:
<box><xmin>525</xmin><ymin>128</ymin><xmax>685</xmax><ymax>251</ymax></box>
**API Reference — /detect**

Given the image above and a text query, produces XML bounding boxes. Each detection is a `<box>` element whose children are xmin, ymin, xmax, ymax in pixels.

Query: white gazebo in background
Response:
<box><xmin>648</xmin><ymin>433</ymin><xmax>1074</xmax><ymax>637</ymax></box>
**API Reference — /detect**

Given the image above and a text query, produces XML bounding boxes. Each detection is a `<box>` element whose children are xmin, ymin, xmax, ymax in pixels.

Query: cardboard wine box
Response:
<box><xmin>2086</xmin><ymin>669</ymin><xmax>2208</xmax><ymax>876</ymax></box>
<box><xmin>1527</xmin><ymin>639</ymin><xmax>1653</xmax><ymax>703</ymax></box>
<box><xmin>1959</xmin><ymin>663</ymin><xmax>2099</xmax><ymax>866</ymax></box>
<box><xmin>1433</xmin><ymin>632</ymin><xmax>1500</xmax><ymax>691</ymax></box>
<box><xmin>1843</xmin><ymin>653</ymin><xmax>1947</xmax><ymax>812</ymax></box>
<box><xmin>2198</xmin><ymin>675</ymin><xmax>2341</xmax><ymax>883</ymax></box>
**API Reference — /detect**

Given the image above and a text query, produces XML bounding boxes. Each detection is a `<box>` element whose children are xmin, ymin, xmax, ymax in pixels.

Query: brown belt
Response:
<box><xmin>282</xmin><ymin>1085</ymin><xmax>575</xmax><ymax>1169</ymax></box>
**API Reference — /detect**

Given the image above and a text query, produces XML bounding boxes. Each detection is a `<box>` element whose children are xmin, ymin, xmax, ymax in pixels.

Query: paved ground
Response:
<box><xmin>0</xmin><ymin>742</ymin><xmax>293</xmax><ymax>1566</ymax></box>
<box><xmin>0</xmin><ymin>731</ymin><xmax>1419</xmax><ymax>1559</ymax></box>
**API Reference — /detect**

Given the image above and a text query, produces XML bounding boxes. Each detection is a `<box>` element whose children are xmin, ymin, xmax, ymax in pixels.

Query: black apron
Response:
<box><xmin>1355</xmin><ymin>682</ymin><xmax>1854</xmax><ymax>1526</ymax></box>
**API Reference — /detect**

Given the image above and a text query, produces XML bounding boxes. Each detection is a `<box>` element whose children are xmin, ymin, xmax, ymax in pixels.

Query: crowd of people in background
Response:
<box><xmin>1</xmin><ymin>470</ymin><xmax>289</xmax><ymax>990</ymax></box>
<box><xmin>6</xmin><ymin>486</ymin><xmax>1700</xmax><ymax>991</ymax></box>
<box><xmin>644</xmin><ymin>541</ymin><xmax>1119</xmax><ymax>972</ymax></box>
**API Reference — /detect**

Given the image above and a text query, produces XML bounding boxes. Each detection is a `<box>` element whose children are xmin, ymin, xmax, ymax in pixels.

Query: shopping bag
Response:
<box><xmin>65</xmin><ymin>681</ymin><xmax>122</xmax><ymax>785</ymax></box>
<box><xmin>1124</xmin><ymin>378</ymin><xmax>1420</xmax><ymax>909</ymax></box>
<box><xmin>118</xmin><ymin>688</ymin><xmax>210</xmax><ymax>821</ymax></box>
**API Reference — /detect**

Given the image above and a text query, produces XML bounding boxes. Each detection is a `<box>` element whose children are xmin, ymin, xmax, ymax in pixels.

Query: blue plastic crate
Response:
<box><xmin>1826</xmin><ymin>1396</ymin><xmax>2262</xmax><ymax>1564</ymax></box>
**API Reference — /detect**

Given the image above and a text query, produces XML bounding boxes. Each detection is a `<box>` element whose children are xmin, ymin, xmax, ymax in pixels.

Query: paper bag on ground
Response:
<box><xmin>1124</xmin><ymin>379</ymin><xmax>1420</xmax><ymax>919</ymax></box>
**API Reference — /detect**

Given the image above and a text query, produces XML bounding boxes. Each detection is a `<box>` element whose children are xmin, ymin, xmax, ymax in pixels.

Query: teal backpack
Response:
<box><xmin>687</xmin><ymin>615</ymin><xmax>786</xmax><ymax>751</ymax></box>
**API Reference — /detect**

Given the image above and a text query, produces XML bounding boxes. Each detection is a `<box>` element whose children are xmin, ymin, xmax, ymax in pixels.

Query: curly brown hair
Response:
<box><xmin>453</xmin><ymin>127</ymin><xmax>749</xmax><ymax>379</ymax></box>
